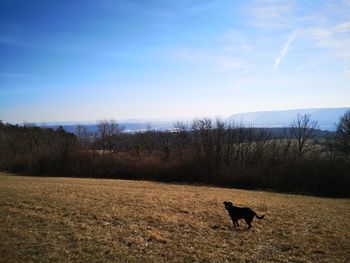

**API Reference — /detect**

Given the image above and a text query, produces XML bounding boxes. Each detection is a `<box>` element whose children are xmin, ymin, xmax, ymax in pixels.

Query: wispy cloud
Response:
<box><xmin>302</xmin><ymin>22</ymin><xmax>350</xmax><ymax>60</ymax></box>
<box><xmin>334</xmin><ymin>22</ymin><xmax>350</xmax><ymax>33</ymax></box>
<box><xmin>273</xmin><ymin>31</ymin><xmax>297</xmax><ymax>69</ymax></box>
<box><xmin>245</xmin><ymin>0</ymin><xmax>350</xmax><ymax>69</ymax></box>
<box><xmin>246</xmin><ymin>0</ymin><xmax>294</xmax><ymax>30</ymax></box>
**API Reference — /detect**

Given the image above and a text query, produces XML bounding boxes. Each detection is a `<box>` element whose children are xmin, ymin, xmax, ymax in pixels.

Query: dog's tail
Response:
<box><xmin>254</xmin><ymin>212</ymin><xmax>265</xmax><ymax>219</ymax></box>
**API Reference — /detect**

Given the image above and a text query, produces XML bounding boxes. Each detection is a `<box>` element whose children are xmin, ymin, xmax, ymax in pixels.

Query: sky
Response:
<box><xmin>1</xmin><ymin>0</ymin><xmax>350</xmax><ymax>123</ymax></box>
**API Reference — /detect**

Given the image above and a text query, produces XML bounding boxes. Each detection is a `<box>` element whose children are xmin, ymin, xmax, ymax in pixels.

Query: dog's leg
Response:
<box><xmin>231</xmin><ymin>218</ymin><xmax>237</xmax><ymax>227</ymax></box>
<box><xmin>244</xmin><ymin>217</ymin><xmax>253</xmax><ymax>229</ymax></box>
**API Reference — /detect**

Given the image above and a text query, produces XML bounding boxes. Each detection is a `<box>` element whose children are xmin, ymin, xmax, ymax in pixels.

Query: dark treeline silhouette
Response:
<box><xmin>1</xmin><ymin>112</ymin><xmax>349</xmax><ymax>197</ymax></box>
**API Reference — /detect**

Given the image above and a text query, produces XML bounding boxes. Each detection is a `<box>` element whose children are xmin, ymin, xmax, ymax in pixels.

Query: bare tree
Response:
<box><xmin>290</xmin><ymin>114</ymin><xmax>318</xmax><ymax>156</ymax></box>
<box><xmin>191</xmin><ymin>118</ymin><xmax>213</xmax><ymax>159</ymax></box>
<box><xmin>222</xmin><ymin>121</ymin><xmax>238</xmax><ymax>165</ymax></box>
<box><xmin>322</xmin><ymin>134</ymin><xmax>337</xmax><ymax>161</ymax></box>
<box><xmin>95</xmin><ymin>119</ymin><xmax>124</xmax><ymax>155</ymax></box>
<box><xmin>158</xmin><ymin>131</ymin><xmax>171</xmax><ymax>159</ymax></box>
<box><xmin>76</xmin><ymin>125</ymin><xmax>90</xmax><ymax>152</ymax></box>
<box><xmin>173</xmin><ymin>121</ymin><xmax>189</xmax><ymax>151</ymax></box>
<box><xmin>252</xmin><ymin>128</ymin><xmax>271</xmax><ymax>162</ymax></box>
<box><xmin>145</xmin><ymin>122</ymin><xmax>153</xmax><ymax>131</ymax></box>
<box><xmin>335</xmin><ymin>110</ymin><xmax>350</xmax><ymax>161</ymax></box>
<box><xmin>142</xmin><ymin>122</ymin><xmax>156</xmax><ymax>153</ymax></box>
<box><xmin>212</xmin><ymin>118</ymin><xmax>226</xmax><ymax>166</ymax></box>
<box><xmin>134</xmin><ymin>131</ymin><xmax>143</xmax><ymax>156</ymax></box>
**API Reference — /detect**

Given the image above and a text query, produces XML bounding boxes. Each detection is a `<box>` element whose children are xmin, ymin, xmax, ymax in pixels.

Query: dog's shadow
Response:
<box><xmin>233</xmin><ymin>227</ymin><xmax>251</xmax><ymax>232</ymax></box>
<box><xmin>217</xmin><ymin>224</ymin><xmax>251</xmax><ymax>232</ymax></box>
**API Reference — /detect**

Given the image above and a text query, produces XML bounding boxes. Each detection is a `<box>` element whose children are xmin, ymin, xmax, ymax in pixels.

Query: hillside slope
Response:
<box><xmin>1</xmin><ymin>174</ymin><xmax>349</xmax><ymax>262</ymax></box>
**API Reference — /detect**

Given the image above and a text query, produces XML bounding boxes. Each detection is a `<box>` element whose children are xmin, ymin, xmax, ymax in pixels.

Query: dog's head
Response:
<box><xmin>223</xmin><ymin>201</ymin><xmax>234</xmax><ymax>210</ymax></box>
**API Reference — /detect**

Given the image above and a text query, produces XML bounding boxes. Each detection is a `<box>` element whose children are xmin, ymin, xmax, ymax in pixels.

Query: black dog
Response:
<box><xmin>224</xmin><ymin>201</ymin><xmax>264</xmax><ymax>229</ymax></box>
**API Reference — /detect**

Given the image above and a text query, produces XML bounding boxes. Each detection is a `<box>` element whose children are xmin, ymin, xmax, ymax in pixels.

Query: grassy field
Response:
<box><xmin>0</xmin><ymin>173</ymin><xmax>349</xmax><ymax>262</ymax></box>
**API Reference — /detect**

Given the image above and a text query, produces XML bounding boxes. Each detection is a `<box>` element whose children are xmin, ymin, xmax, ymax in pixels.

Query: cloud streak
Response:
<box><xmin>247</xmin><ymin>0</ymin><xmax>294</xmax><ymax>30</ymax></box>
<box><xmin>273</xmin><ymin>31</ymin><xmax>297</xmax><ymax>69</ymax></box>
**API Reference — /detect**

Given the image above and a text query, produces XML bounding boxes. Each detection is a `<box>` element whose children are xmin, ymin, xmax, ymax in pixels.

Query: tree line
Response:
<box><xmin>0</xmin><ymin>111</ymin><xmax>349</xmax><ymax>197</ymax></box>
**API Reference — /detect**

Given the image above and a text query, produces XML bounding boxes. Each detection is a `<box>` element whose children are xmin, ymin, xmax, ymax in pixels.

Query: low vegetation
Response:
<box><xmin>1</xmin><ymin>174</ymin><xmax>349</xmax><ymax>262</ymax></box>
<box><xmin>0</xmin><ymin>111</ymin><xmax>349</xmax><ymax>196</ymax></box>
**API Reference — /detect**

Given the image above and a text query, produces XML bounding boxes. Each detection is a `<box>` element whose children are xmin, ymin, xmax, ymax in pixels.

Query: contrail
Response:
<box><xmin>274</xmin><ymin>31</ymin><xmax>297</xmax><ymax>69</ymax></box>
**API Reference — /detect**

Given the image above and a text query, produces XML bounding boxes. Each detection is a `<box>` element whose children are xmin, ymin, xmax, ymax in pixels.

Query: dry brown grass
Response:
<box><xmin>0</xmin><ymin>173</ymin><xmax>349</xmax><ymax>262</ymax></box>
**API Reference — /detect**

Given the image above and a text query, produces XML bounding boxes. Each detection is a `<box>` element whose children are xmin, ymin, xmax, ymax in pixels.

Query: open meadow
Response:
<box><xmin>0</xmin><ymin>173</ymin><xmax>349</xmax><ymax>262</ymax></box>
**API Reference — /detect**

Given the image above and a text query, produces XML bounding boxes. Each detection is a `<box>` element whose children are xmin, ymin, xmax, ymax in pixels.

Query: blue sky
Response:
<box><xmin>1</xmin><ymin>0</ymin><xmax>350</xmax><ymax>123</ymax></box>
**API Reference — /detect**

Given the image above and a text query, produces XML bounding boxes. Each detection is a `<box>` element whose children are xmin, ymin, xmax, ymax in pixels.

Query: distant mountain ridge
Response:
<box><xmin>46</xmin><ymin>107</ymin><xmax>349</xmax><ymax>133</ymax></box>
<box><xmin>229</xmin><ymin>107</ymin><xmax>349</xmax><ymax>130</ymax></box>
